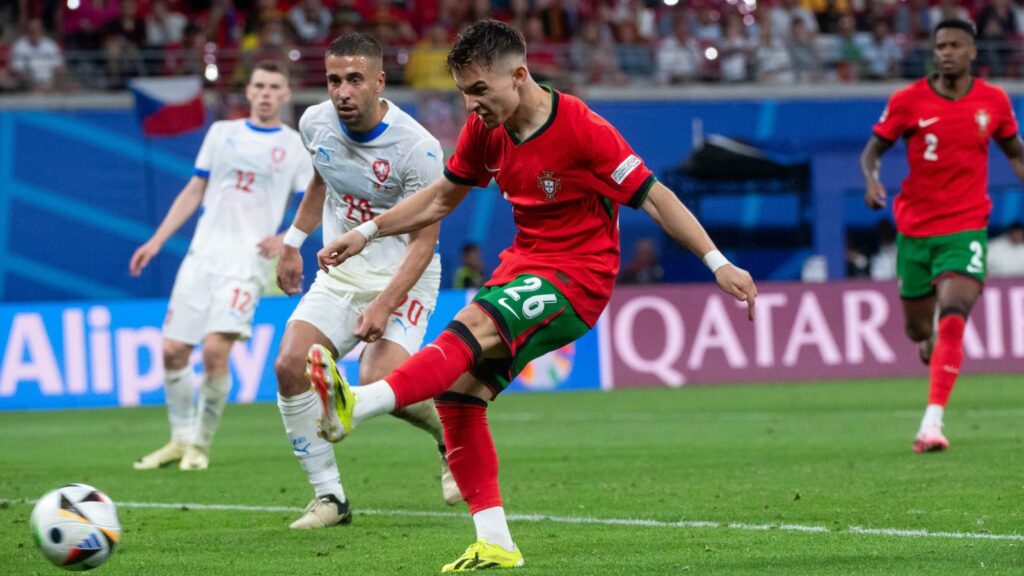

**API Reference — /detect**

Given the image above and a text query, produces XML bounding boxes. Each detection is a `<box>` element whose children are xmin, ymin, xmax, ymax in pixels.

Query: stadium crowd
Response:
<box><xmin>1</xmin><ymin>0</ymin><xmax>1022</xmax><ymax>91</ymax></box>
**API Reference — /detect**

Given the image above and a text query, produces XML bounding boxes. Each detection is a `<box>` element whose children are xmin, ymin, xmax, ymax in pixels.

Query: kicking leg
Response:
<box><xmin>134</xmin><ymin>338</ymin><xmax>194</xmax><ymax>470</ymax></box>
<box><xmin>275</xmin><ymin>320</ymin><xmax>351</xmax><ymax>528</ymax></box>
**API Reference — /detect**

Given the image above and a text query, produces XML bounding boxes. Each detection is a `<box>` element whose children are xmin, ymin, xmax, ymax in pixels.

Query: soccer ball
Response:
<box><xmin>30</xmin><ymin>484</ymin><xmax>121</xmax><ymax>571</ymax></box>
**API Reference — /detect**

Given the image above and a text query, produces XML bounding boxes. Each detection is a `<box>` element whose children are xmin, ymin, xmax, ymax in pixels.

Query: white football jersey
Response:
<box><xmin>299</xmin><ymin>98</ymin><xmax>443</xmax><ymax>293</ymax></box>
<box><xmin>189</xmin><ymin>119</ymin><xmax>312</xmax><ymax>282</ymax></box>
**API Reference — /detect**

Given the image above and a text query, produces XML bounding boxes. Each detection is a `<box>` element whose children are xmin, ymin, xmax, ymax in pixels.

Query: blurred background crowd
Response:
<box><xmin>2</xmin><ymin>0</ymin><xmax>1023</xmax><ymax>92</ymax></box>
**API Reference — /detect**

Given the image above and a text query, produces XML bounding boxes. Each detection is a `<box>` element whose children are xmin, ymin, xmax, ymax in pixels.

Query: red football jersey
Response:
<box><xmin>445</xmin><ymin>88</ymin><xmax>655</xmax><ymax>327</ymax></box>
<box><xmin>873</xmin><ymin>78</ymin><xmax>1018</xmax><ymax>237</ymax></box>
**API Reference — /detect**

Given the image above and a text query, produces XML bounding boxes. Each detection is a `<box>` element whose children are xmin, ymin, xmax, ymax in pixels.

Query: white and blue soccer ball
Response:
<box><xmin>30</xmin><ymin>484</ymin><xmax>121</xmax><ymax>571</ymax></box>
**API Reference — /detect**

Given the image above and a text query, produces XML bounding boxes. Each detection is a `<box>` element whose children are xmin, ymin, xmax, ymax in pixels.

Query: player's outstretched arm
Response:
<box><xmin>129</xmin><ymin>175</ymin><xmax>207</xmax><ymax>277</ymax></box>
<box><xmin>355</xmin><ymin>221</ymin><xmax>440</xmax><ymax>342</ymax></box>
<box><xmin>996</xmin><ymin>135</ymin><xmax>1024</xmax><ymax>183</ymax></box>
<box><xmin>277</xmin><ymin>170</ymin><xmax>326</xmax><ymax>295</ymax></box>
<box><xmin>317</xmin><ymin>176</ymin><xmax>471</xmax><ymax>272</ymax></box>
<box><xmin>860</xmin><ymin>135</ymin><xmax>894</xmax><ymax>210</ymax></box>
<box><xmin>641</xmin><ymin>182</ymin><xmax>757</xmax><ymax>321</ymax></box>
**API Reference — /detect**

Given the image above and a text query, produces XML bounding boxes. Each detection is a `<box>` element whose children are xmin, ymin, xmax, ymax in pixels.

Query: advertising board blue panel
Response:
<box><xmin>0</xmin><ymin>291</ymin><xmax>600</xmax><ymax>411</ymax></box>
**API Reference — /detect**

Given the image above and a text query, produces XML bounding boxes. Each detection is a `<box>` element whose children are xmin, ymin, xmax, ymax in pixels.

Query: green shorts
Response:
<box><xmin>471</xmin><ymin>274</ymin><xmax>590</xmax><ymax>393</ymax></box>
<box><xmin>896</xmin><ymin>229</ymin><xmax>987</xmax><ymax>299</ymax></box>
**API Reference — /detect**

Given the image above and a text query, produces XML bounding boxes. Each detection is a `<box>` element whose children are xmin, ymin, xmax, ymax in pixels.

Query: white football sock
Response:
<box><xmin>351</xmin><ymin>380</ymin><xmax>397</xmax><ymax>426</ymax></box>
<box><xmin>473</xmin><ymin>506</ymin><xmax>515</xmax><ymax>551</ymax></box>
<box><xmin>164</xmin><ymin>366</ymin><xmax>196</xmax><ymax>445</ymax></box>
<box><xmin>278</xmin><ymin>391</ymin><xmax>346</xmax><ymax>502</ymax></box>
<box><xmin>394</xmin><ymin>399</ymin><xmax>445</xmax><ymax>445</ymax></box>
<box><xmin>193</xmin><ymin>373</ymin><xmax>230</xmax><ymax>448</ymax></box>
<box><xmin>921</xmin><ymin>404</ymin><xmax>945</xmax><ymax>431</ymax></box>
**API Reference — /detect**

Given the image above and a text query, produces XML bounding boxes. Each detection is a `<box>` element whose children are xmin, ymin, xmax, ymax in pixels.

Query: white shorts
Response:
<box><xmin>287</xmin><ymin>278</ymin><xmax>437</xmax><ymax>357</ymax></box>
<box><xmin>163</xmin><ymin>257</ymin><xmax>262</xmax><ymax>345</ymax></box>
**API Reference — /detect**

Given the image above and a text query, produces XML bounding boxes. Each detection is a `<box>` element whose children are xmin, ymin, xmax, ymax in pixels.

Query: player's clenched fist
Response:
<box><xmin>715</xmin><ymin>264</ymin><xmax>757</xmax><ymax>322</ymax></box>
<box><xmin>317</xmin><ymin>230</ymin><xmax>368</xmax><ymax>272</ymax></box>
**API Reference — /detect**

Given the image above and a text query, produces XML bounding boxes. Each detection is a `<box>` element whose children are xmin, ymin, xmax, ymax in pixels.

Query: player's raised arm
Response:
<box><xmin>316</xmin><ymin>175</ymin><xmax>471</xmax><ymax>271</ymax></box>
<box><xmin>996</xmin><ymin>134</ymin><xmax>1024</xmax><ymax>183</ymax></box>
<box><xmin>129</xmin><ymin>175</ymin><xmax>207</xmax><ymax>277</ymax></box>
<box><xmin>860</xmin><ymin>134</ymin><xmax>894</xmax><ymax>210</ymax></box>
<box><xmin>277</xmin><ymin>169</ymin><xmax>326</xmax><ymax>295</ymax></box>
<box><xmin>641</xmin><ymin>182</ymin><xmax>757</xmax><ymax>321</ymax></box>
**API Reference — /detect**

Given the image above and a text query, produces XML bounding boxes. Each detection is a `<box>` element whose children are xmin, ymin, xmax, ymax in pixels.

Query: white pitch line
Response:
<box><xmin>4</xmin><ymin>499</ymin><xmax>1022</xmax><ymax>542</ymax></box>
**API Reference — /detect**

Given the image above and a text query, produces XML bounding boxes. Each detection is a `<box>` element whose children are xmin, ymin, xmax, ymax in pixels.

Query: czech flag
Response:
<box><xmin>128</xmin><ymin>76</ymin><xmax>205</xmax><ymax>137</ymax></box>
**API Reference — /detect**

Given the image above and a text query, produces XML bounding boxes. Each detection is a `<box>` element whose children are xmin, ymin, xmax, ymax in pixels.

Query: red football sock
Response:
<box><xmin>386</xmin><ymin>323</ymin><xmax>481</xmax><ymax>410</ymax></box>
<box><xmin>928</xmin><ymin>313</ymin><xmax>966</xmax><ymax>407</ymax></box>
<box><xmin>436</xmin><ymin>393</ymin><xmax>502</xmax><ymax>515</ymax></box>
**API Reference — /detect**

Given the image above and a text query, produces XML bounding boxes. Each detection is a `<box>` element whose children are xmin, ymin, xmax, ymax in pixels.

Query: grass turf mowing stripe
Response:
<box><xmin>5</xmin><ymin>498</ymin><xmax>1022</xmax><ymax>542</ymax></box>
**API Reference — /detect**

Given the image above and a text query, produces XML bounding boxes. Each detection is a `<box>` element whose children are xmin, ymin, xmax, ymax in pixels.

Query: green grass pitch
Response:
<box><xmin>1</xmin><ymin>375</ymin><xmax>1021</xmax><ymax>575</ymax></box>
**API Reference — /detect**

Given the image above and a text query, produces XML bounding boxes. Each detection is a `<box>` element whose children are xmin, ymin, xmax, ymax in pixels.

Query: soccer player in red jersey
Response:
<box><xmin>313</xmin><ymin>20</ymin><xmax>757</xmax><ymax>571</ymax></box>
<box><xmin>861</xmin><ymin>19</ymin><xmax>1024</xmax><ymax>454</ymax></box>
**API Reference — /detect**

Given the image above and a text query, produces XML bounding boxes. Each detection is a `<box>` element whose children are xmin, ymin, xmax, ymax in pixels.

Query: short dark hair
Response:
<box><xmin>446</xmin><ymin>19</ymin><xmax>526</xmax><ymax>75</ymax></box>
<box><xmin>327</xmin><ymin>33</ymin><xmax>383</xmax><ymax>62</ymax></box>
<box><xmin>934</xmin><ymin>18</ymin><xmax>976</xmax><ymax>41</ymax></box>
<box><xmin>253</xmin><ymin>60</ymin><xmax>290</xmax><ymax>82</ymax></box>
<box><xmin>462</xmin><ymin>242</ymin><xmax>480</xmax><ymax>255</ymax></box>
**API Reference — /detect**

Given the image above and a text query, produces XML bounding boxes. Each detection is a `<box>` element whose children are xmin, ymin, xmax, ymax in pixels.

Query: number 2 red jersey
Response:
<box><xmin>444</xmin><ymin>88</ymin><xmax>656</xmax><ymax>327</ymax></box>
<box><xmin>873</xmin><ymin>78</ymin><xmax>1018</xmax><ymax>237</ymax></box>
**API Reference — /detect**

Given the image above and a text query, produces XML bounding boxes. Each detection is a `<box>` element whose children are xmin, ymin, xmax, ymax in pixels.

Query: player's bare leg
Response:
<box><xmin>901</xmin><ymin>294</ymin><xmax>937</xmax><ymax>365</ymax></box>
<box><xmin>134</xmin><ymin>338</ymin><xmax>194</xmax><ymax>470</ymax></box>
<box><xmin>913</xmin><ymin>275</ymin><xmax>982</xmax><ymax>453</ymax></box>
<box><xmin>181</xmin><ymin>332</ymin><xmax>236</xmax><ymax>470</ymax></box>
<box><xmin>360</xmin><ymin>338</ymin><xmax>460</xmax><ymax>506</ymax></box>
<box><xmin>275</xmin><ymin>320</ymin><xmax>352</xmax><ymax>528</ymax></box>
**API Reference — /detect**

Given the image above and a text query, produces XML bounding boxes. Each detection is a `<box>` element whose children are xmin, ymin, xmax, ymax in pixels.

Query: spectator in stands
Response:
<box><xmin>329</xmin><ymin>0</ymin><xmax>365</xmax><ymax>37</ymax></box>
<box><xmin>754</xmin><ymin>16</ymin><xmax>794</xmax><ymax>83</ymax></box>
<box><xmin>655</xmin><ymin>14</ymin><xmax>701</xmax><ymax>84</ymax></box>
<box><xmin>201</xmin><ymin>0</ymin><xmax>245</xmax><ymax>48</ymax></box>
<box><xmin>988</xmin><ymin>221</ymin><xmax>1024</xmax><ymax>277</ymax></box>
<box><xmin>770</xmin><ymin>0</ymin><xmax>818</xmax><ymax>39</ymax></box>
<box><xmin>619</xmin><ymin>238</ymin><xmax>664</xmax><ymax>285</ymax></box>
<box><xmin>695</xmin><ymin>4</ymin><xmax>723</xmax><ymax>41</ymax></box>
<box><xmin>928</xmin><ymin>0</ymin><xmax>969</xmax><ymax>31</ymax></box>
<box><xmin>836</xmin><ymin>13</ymin><xmax>864</xmax><ymax>81</ymax></box>
<box><xmin>453</xmin><ymin>243</ymin><xmax>486</xmax><ymax>289</ymax></box>
<box><xmin>977</xmin><ymin>0</ymin><xmax>1018</xmax><ymax>77</ymax></box>
<box><xmin>503</xmin><ymin>0</ymin><xmax>530</xmax><ymax>33</ymax></box>
<box><xmin>62</xmin><ymin>0</ymin><xmax>119</xmax><ymax>50</ymax></box>
<box><xmin>614</xmin><ymin>20</ymin><xmax>653</xmax><ymax>78</ymax></box>
<box><xmin>10</xmin><ymin>17</ymin><xmax>66</xmax><ymax>92</ymax></box>
<box><xmin>146</xmin><ymin>0</ymin><xmax>188</xmax><ymax>47</ymax></box>
<box><xmin>815</xmin><ymin>0</ymin><xmax>845</xmax><ymax>34</ymax></box>
<box><xmin>788</xmin><ymin>17</ymin><xmax>824</xmax><ymax>81</ymax></box>
<box><xmin>855</xmin><ymin>0</ymin><xmax>890</xmax><ymax>32</ymax></box>
<box><xmin>612</xmin><ymin>0</ymin><xmax>657</xmax><ymax>41</ymax></box>
<box><xmin>893</xmin><ymin>0</ymin><xmax>931</xmax><ymax>40</ymax></box>
<box><xmin>719</xmin><ymin>12</ymin><xmax>752</xmax><ymax>82</ymax></box>
<box><xmin>102</xmin><ymin>0</ymin><xmax>147</xmax><ymax>88</ymax></box>
<box><xmin>406</xmin><ymin>23</ymin><xmax>453</xmax><ymax>90</ymax></box>
<box><xmin>859</xmin><ymin>19</ymin><xmax>902</xmax><ymax>80</ymax></box>
<box><xmin>288</xmin><ymin>0</ymin><xmax>332</xmax><ymax>44</ymax></box>
<box><xmin>539</xmin><ymin>0</ymin><xmax>577</xmax><ymax>42</ymax></box>
<box><xmin>571</xmin><ymin>19</ymin><xmax>628</xmax><ymax>85</ymax></box>
<box><xmin>244</xmin><ymin>0</ymin><xmax>287</xmax><ymax>43</ymax></box>
<box><xmin>524</xmin><ymin>15</ymin><xmax>566</xmax><ymax>82</ymax></box>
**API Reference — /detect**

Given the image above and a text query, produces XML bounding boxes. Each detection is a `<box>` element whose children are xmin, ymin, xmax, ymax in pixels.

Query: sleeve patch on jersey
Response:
<box><xmin>612</xmin><ymin>155</ymin><xmax>642</xmax><ymax>185</ymax></box>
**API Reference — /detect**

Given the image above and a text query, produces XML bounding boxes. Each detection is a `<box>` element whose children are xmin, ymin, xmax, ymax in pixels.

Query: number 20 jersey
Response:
<box><xmin>873</xmin><ymin>78</ymin><xmax>1018</xmax><ymax>237</ymax></box>
<box><xmin>190</xmin><ymin>119</ymin><xmax>312</xmax><ymax>282</ymax></box>
<box><xmin>299</xmin><ymin>99</ymin><xmax>443</xmax><ymax>293</ymax></box>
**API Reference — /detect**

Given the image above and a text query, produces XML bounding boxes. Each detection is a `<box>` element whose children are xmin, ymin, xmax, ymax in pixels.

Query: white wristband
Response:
<box><xmin>703</xmin><ymin>249</ymin><xmax>730</xmax><ymax>273</ymax></box>
<box><xmin>354</xmin><ymin>220</ymin><xmax>379</xmax><ymax>242</ymax></box>
<box><xmin>282</xmin><ymin>225</ymin><xmax>308</xmax><ymax>248</ymax></box>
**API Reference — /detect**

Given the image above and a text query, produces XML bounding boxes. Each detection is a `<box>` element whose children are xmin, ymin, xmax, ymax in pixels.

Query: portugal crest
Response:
<box><xmin>975</xmin><ymin>108</ymin><xmax>991</xmax><ymax>132</ymax></box>
<box><xmin>536</xmin><ymin>171</ymin><xmax>560</xmax><ymax>201</ymax></box>
<box><xmin>372</xmin><ymin>159</ymin><xmax>391</xmax><ymax>183</ymax></box>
